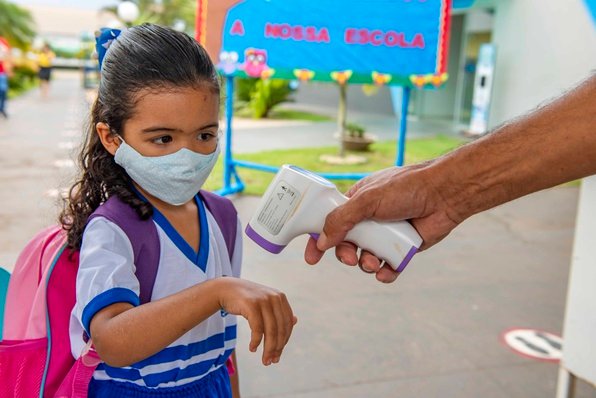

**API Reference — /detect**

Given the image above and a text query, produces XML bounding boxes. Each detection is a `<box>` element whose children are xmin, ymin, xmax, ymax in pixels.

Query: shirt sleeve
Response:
<box><xmin>230</xmin><ymin>218</ymin><xmax>243</xmax><ymax>278</ymax></box>
<box><xmin>73</xmin><ymin>217</ymin><xmax>141</xmax><ymax>336</ymax></box>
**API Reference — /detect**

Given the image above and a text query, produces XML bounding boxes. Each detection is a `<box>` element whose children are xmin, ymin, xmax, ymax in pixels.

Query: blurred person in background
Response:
<box><xmin>37</xmin><ymin>43</ymin><xmax>55</xmax><ymax>99</ymax></box>
<box><xmin>0</xmin><ymin>37</ymin><xmax>11</xmax><ymax>118</ymax></box>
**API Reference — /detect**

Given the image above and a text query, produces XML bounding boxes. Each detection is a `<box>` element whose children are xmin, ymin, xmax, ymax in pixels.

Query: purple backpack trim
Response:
<box><xmin>89</xmin><ymin>197</ymin><xmax>160</xmax><ymax>305</ymax></box>
<box><xmin>90</xmin><ymin>192</ymin><xmax>237</xmax><ymax>303</ymax></box>
<box><xmin>199</xmin><ymin>190</ymin><xmax>238</xmax><ymax>262</ymax></box>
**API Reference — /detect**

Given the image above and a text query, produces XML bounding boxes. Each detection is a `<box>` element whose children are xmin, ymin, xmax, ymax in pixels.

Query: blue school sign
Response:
<box><xmin>196</xmin><ymin>0</ymin><xmax>453</xmax><ymax>194</ymax></box>
<box><xmin>199</xmin><ymin>0</ymin><xmax>452</xmax><ymax>88</ymax></box>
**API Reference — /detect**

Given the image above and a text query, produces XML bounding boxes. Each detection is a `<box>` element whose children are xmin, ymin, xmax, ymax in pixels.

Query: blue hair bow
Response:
<box><xmin>96</xmin><ymin>28</ymin><xmax>122</xmax><ymax>69</ymax></box>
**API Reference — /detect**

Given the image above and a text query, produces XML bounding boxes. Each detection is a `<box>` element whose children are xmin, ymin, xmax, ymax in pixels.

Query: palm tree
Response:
<box><xmin>104</xmin><ymin>0</ymin><xmax>196</xmax><ymax>33</ymax></box>
<box><xmin>0</xmin><ymin>0</ymin><xmax>36</xmax><ymax>48</ymax></box>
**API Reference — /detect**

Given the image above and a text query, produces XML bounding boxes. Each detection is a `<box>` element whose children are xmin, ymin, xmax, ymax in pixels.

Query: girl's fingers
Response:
<box><xmin>270</xmin><ymin>296</ymin><xmax>287</xmax><ymax>363</ymax></box>
<box><xmin>280</xmin><ymin>294</ymin><xmax>295</xmax><ymax>347</ymax></box>
<box><xmin>239</xmin><ymin>286</ymin><xmax>297</xmax><ymax>366</ymax></box>
<box><xmin>246</xmin><ymin>309</ymin><xmax>264</xmax><ymax>354</ymax></box>
<box><xmin>260</xmin><ymin>302</ymin><xmax>278</xmax><ymax>365</ymax></box>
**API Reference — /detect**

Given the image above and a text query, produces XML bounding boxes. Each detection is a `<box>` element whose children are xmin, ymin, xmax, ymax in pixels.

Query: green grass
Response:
<box><xmin>204</xmin><ymin>134</ymin><xmax>466</xmax><ymax>195</ymax></box>
<box><xmin>267</xmin><ymin>108</ymin><xmax>332</xmax><ymax>121</ymax></box>
<box><xmin>234</xmin><ymin>106</ymin><xmax>331</xmax><ymax>122</ymax></box>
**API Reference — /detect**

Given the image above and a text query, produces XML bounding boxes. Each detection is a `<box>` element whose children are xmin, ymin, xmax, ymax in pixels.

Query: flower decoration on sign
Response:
<box><xmin>293</xmin><ymin>69</ymin><xmax>315</xmax><ymax>82</ymax></box>
<box><xmin>330</xmin><ymin>70</ymin><xmax>353</xmax><ymax>85</ymax></box>
<box><xmin>260</xmin><ymin>68</ymin><xmax>275</xmax><ymax>79</ymax></box>
<box><xmin>409</xmin><ymin>73</ymin><xmax>449</xmax><ymax>88</ymax></box>
<box><xmin>409</xmin><ymin>74</ymin><xmax>431</xmax><ymax>88</ymax></box>
<box><xmin>431</xmin><ymin>73</ymin><xmax>448</xmax><ymax>87</ymax></box>
<box><xmin>371</xmin><ymin>71</ymin><xmax>392</xmax><ymax>86</ymax></box>
<box><xmin>217</xmin><ymin>51</ymin><xmax>241</xmax><ymax>75</ymax></box>
<box><xmin>243</xmin><ymin>48</ymin><xmax>273</xmax><ymax>78</ymax></box>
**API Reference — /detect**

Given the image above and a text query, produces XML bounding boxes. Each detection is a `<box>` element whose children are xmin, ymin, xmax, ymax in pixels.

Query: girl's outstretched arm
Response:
<box><xmin>90</xmin><ymin>277</ymin><xmax>297</xmax><ymax>367</ymax></box>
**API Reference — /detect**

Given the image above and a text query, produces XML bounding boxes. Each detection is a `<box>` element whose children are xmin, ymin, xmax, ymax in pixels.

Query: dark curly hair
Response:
<box><xmin>60</xmin><ymin>24</ymin><xmax>220</xmax><ymax>250</ymax></box>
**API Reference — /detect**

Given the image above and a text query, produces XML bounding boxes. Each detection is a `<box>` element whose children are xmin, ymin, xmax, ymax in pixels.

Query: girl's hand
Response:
<box><xmin>218</xmin><ymin>277</ymin><xmax>298</xmax><ymax>366</ymax></box>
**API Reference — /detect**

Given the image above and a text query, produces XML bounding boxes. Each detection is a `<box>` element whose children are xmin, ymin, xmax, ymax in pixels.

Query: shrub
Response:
<box><xmin>8</xmin><ymin>64</ymin><xmax>37</xmax><ymax>94</ymax></box>
<box><xmin>248</xmin><ymin>78</ymin><xmax>293</xmax><ymax>118</ymax></box>
<box><xmin>346</xmin><ymin>122</ymin><xmax>366</xmax><ymax>138</ymax></box>
<box><xmin>234</xmin><ymin>77</ymin><xmax>293</xmax><ymax>119</ymax></box>
<box><xmin>236</xmin><ymin>77</ymin><xmax>258</xmax><ymax>102</ymax></box>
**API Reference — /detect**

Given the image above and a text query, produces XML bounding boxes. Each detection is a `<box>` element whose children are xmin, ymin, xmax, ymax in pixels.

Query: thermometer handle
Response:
<box><xmin>343</xmin><ymin>219</ymin><xmax>420</xmax><ymax>272</ymax></box>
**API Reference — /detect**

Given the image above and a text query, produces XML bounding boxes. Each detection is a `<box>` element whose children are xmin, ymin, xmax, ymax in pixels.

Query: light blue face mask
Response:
<box><xmin>114</xmin><ymin>137</ymin><xmax>220</xmax><ymax>206</ymax></box>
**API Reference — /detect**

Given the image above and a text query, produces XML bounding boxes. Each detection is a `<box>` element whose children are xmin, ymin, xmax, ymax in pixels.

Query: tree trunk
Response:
<box><xmin>337</xmin><ymin>83</ymin><xmax>347</xmax><ymax>157</ymax></box>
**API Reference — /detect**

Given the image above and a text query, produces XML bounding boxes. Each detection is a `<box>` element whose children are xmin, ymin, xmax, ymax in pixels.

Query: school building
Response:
<box><xmin>436</xmin><ymin>0</ymin><xmax>595</xmax><ymax>129</ymax></box>
<box><xmin>295</xmin><ymin>0</ymin><xmax>596</xmax><ymax>132</ymax></box>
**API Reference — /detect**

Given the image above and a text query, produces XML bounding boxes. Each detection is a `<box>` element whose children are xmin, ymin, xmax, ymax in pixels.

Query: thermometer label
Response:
<box><xmin>257</xmin><ymin>180</ymin><xmax>301</xmax><ymax>235</ymax></box>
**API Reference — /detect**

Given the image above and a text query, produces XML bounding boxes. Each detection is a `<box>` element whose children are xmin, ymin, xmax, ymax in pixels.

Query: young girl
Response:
<box><xmin>60</xmin><ymin>24</ymin><xmax>296</xmax><ymax>397</ymax></box>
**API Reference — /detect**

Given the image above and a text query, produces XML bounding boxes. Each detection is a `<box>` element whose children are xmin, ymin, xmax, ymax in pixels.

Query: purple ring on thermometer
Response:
<box><xmin>245</xmin><ymin>224</ymin><xmax>286</xmax><ymax>254</ymax></box>
<box><xmin>396</xmin><ymin>246</ymin><xmax>418</xmax><ymax>273</ymax></box>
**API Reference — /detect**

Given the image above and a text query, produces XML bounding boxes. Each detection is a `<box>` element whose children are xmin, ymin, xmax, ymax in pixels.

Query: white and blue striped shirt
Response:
<box><xmin>69</xmin><ymin>195</ymin><xmax>242</xmax><ymax>389</ymax></box>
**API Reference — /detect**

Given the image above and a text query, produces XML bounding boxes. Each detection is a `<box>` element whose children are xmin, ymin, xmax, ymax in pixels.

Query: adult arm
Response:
<box><xmin>305</xmin><ymin>73</ymin><xmax>596</xmax><ymax>282</ymax></box>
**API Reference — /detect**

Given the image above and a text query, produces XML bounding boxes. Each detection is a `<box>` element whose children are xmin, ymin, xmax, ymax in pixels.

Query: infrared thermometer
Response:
<box><xmin>245</xmin><ymin>165</ymin><xmax>422</xmax><ymax>272</ymax></box>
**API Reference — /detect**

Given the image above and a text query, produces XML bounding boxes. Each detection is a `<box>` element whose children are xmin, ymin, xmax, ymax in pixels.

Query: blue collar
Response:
<box><xmin>132</xmin><ymin>188</ymin><xmax>210</xmax><ymax>272</ymax></box>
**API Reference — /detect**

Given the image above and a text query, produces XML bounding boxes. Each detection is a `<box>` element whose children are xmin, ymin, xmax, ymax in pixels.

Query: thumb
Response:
<box><xmin>317</xmin><ymin>192</ymin><xmax>374</xmax><ymax>251</ymax></box>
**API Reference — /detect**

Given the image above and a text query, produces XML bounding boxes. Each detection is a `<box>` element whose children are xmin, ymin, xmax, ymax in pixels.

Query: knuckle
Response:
<box><xmin>252</xmin><ymin>324</ymin><xmax>264</xmax><ymax>334</ymax></box>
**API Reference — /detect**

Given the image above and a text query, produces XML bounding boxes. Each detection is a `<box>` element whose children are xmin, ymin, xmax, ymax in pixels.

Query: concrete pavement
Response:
<box><xmin>1</xmin><ymin>71</ymin><xmax>594</xmax><ymax>397</ymax></box>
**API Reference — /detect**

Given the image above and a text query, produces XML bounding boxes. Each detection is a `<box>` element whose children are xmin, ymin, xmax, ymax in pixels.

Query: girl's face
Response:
<box><xmin>118</xmin><ymin>85</ymin><xmax>220</xmax><ymax>157</ymax></box>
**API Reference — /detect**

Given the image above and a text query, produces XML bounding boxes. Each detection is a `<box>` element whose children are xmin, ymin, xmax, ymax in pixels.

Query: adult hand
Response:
<box><xmin>304</xmin><ymin>162</ymin><xmax>462</xmax><ymax>283</ymax></box>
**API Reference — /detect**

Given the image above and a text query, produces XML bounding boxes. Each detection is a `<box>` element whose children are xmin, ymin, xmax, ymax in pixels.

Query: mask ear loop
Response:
<box><xmin>105</xmin><ymin>125</ymin><xmax>126</xmax><ymax>154</ymax></box>
<box><xmin>106</xmin><ymin>125</ymin><xmax>124</xmax><ymax>144</ymax></box>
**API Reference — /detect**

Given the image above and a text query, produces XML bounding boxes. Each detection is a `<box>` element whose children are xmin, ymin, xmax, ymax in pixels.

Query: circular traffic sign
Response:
<box><xmin>501</xmin><ymin>328</ymin><xmax>562</xmax><ymax>363</ymax></box>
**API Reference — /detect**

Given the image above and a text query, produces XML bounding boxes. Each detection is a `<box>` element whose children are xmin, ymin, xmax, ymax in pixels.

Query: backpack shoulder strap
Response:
<box><xmin>3</xmin><ymin>225</ymin><xmax>65</xmax><ymax>340</ymax></box>
<box><xmin>88</xmin><ymin>197</ymin><xmax>159</xmax><ymax>305</ymax></box>
<box><xmin>199</xmin><ymin>190</ymin><xmax>238</xmax><ymax>262</ymax></box>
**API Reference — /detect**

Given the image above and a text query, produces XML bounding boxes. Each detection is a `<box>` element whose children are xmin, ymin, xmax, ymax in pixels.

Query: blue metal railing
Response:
<box><xmin>216</xmin><ymin>75</ymin><xmax>410</xmax><ymax>196</ymax></box>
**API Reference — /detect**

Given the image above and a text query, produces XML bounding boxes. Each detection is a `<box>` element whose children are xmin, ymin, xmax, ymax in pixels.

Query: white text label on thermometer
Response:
<box><xmin>257</xmin><ymin>180</ymin><xmax>301</xmax><ymax>235</ymax></box>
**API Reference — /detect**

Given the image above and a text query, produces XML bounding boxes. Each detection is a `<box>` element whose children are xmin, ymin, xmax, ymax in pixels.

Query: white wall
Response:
<box><xmin>560</xmin><ymin>176</ymin><xmax>596</xmax><ymax>386</ymax></box>
<box><xmin>489</xmin><ymin>0</ymin><xmax>596</xmax><ymax>127</ymax></box>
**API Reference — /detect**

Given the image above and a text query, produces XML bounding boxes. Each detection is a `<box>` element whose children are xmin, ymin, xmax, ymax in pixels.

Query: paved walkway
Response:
<box><xmin>0</xmin><ymin>71</ymin><xmax>594</xmax><ymax>397</ymax></box>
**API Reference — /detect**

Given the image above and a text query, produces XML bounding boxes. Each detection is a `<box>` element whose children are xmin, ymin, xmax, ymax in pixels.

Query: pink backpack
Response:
<box><xmin>0</xmin><ymin>192</ymin><xmax>237</xmax><ymax>398</ymax></box>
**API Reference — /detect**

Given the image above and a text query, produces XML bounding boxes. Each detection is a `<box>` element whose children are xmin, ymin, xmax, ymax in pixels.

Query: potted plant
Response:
<box><xmin>342</xmin><ymin>122</ymin><xmax>375</xmax><ymax>152</ymax></box>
